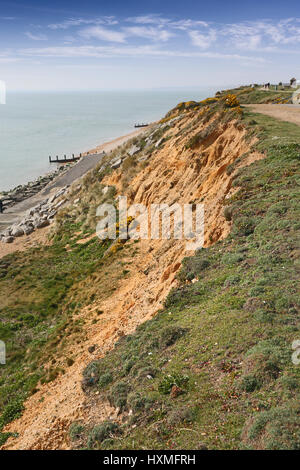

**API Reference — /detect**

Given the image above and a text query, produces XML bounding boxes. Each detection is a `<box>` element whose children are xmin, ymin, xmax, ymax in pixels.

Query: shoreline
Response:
<box><xmin>1</xmin><ymin>126</ymin><xmax>149</xmax><ymax>198</ymax></box>
<box><xmin>82</xmin><ymin>126</ymin><xmax>150</xmax><ymax>156</ymax></box>
<box><xmin>0</xmin><ymin>125</ymin><xmax>150</xmax><ymax>254</ymax></box>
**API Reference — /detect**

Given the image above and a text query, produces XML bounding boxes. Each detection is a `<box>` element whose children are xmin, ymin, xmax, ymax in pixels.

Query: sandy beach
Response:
<box><xmin>83</xmin><ymin>127</ymin><xmax>149</xmax><ymax>155</ymax></box>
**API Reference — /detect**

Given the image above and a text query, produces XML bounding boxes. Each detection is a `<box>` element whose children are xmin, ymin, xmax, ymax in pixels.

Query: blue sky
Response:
<box><xmin>1</xmin><ymin>0</ymin><xmax>300</xmax><ymax>91</ymax></box>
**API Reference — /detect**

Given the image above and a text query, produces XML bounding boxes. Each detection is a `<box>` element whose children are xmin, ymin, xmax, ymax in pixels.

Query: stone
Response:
<box><xmin>155</xmin><ymin>138</ymin><xmax>164</xmax><ymax>148</ymax></box>
<box><xmin>102</xmin><ymin>186</ymin><xmax>110</xmax><ymax>195</ymax></box>
<box><xmin>47</xmin><ymin>210</ymin><xmax>57</xmax><ymax>219</ymax></box>
<box><xmin>54</xmin><ymin>200</ymin><xmax>65</xmax><ymax>210</ymax></box>
<box><xmin>21</xmin><ymin>225</ymin><xmax>34</xmax><ymax>235</ymax></box>
<box><xmin>34</xmin><ymin>218</ymin><xmax>50</xmax><ymax>229</ymax></box>
<box><xmin>111</xmin><ymin>158</ymin><xmax>122</xmax><ymax>170</ymax></box>
<box><xmin>138</xmin><ymin>155</ymin><xmax>149</xmax><ymax>163</ymax></box>
<box><xmin>128</xmin><ymin>145</ymin><xmax>140</xmax><ymax>156</ymax></box>
<box><xmin>2</xmin><ymin>236</ymin><xmax>14</xmax><ymax>244</ymax></box>
<box><xmin>11</xmin><ymin>226</ymin><xmax>24</xmax><ymax>237</ymax></box>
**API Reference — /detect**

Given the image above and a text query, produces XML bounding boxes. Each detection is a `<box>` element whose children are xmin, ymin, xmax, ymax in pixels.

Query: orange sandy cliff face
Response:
<box><xmin>2</xmin><ymin>111</ymin><xmax>264</xmax><ymax>449</ymax></box>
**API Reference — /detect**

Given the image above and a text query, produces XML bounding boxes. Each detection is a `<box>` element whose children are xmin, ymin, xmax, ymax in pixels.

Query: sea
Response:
<box><xmin>0</xmin><ymin>88</ymin><xmax>215</xmax><ymax>192</ymax></box>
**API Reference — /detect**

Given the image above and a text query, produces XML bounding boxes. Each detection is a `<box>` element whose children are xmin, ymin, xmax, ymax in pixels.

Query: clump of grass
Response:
<box><xmin>167</xmin><ymin>406</ymin><xmax>197</xmax><ymax>426</ymax></box>
<box><xmin>159</xmin><ymin>326</ymin><xmax>187</xmax><ymax>348</ymax></box>
<box><xmin>87</xmin><ymin>422</ymin><xmax>121</xmax><ymax>449</ymax></box>
<box><xmin>242</xmin><ymin>403</ymin><xmax>300</xmax><ymax>450</ymax></box>
<box><xmin>108</xmin><ymin>381</ymin><xmax>130</xmax><ymax>410</ymax></box>
<box><xmin>82</xmin><ymin>361</ymin><xmax>102</xmax><ymax>391</ymax></box>
<box><xmin>69</xmin><ymin>422</ymin><xmax>85</xmax><ymax>442</ymax></box>
<box><xmin>98</xmin><ymin>372</ymin><xmax>113</xmax><ymax>389</ymax></box>
<box><xmin>158</xmin><ymin>373</ymin><xmax>189</xmax><ymax>395</ymax></box>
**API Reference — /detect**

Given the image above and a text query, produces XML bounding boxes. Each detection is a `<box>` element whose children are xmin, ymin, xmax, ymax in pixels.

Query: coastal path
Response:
<box><xmin>244</xmin><ymin>104</ymin><xmax>300</xmax><ymax>126</ymax></box>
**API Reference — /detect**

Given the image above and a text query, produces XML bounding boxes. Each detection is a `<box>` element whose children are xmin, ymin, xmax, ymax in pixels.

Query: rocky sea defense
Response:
<box><xmin>0</xmin><ymin>164</ymin><xmax>73</xmax><ymax>211</ymax></box>
<box><xmin>0</xmin><ymin>185</ymin><xmax>70</xmax><ymax>243</ymax></box>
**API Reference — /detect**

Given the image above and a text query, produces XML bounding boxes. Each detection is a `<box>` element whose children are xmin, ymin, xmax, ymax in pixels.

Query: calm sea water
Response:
<box><xmin>0</xmin><ymin>89</ymin><xmax>215</xmax><ymax>191</ymax></box>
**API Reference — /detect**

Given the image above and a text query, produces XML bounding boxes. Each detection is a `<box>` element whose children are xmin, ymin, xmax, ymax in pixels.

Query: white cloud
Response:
<box><xmin>238</xmin><ymin>34</ymin><xmax>261</xmax><ymax>51</ymax></box>
<box><xmin>48</xmin><ymin>17</ymin><xmax>117</xmax><ymax>30</ymax></box>
<box><xmin>124</xmin><ymin>26</ymin><xmax>173</xmax><ymax>42</ymax></box>
<box><xmin>171</xmin><ymin>19</ymin><xmax>209</xmax><ymax>30</ymax></box>
<box><xmin>18</xmin><ymin>44</ymin><xmax>265</xmax><ymax>63</ymax></box>
<box><xmin>126</xmin><ymin>15</ymin><xmax>170</xmax><ymax>26</ymax></box>
<box><xmin>189</xmin><ymin>30</ymin><xmax>217</xmax><ymax>49</ymax></box>
<box><xmin>222</xmin><ymin>18</ymin><xmax>300</xmax><ymax>50</ymax></box>
<box><xmin>25</xmin><ymin>32</ymin><xmax>48</xmax><ymax>41</ymax></box>
<box><xmin>79</xmin><ymin>26</ymin><xmax>126</xmax><ymax>43</ymax></box>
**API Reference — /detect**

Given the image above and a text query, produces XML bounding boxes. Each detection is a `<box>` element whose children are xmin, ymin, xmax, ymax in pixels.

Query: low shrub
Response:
<box><xmin>158</xmin><ymin>373</ymin><xmax>189</xmax><ymax>395</ymax></box>
<box><xmin>167</xmin><ymin>406</ymin><xmax>196</xmax><ymax>426</ymax></box>
<box><xmin>98</xmin><ymin>372</ymin><xmax>113</xmax><ymax>389</ymax></box>
<box><xmin>69</xmin><ymin>422</ymin><xmax>85</xmax><ymax>441</ymax></box>
<box><xmin>87</xmin><ymin>422</ymin><xmax>121</xmax><ymax>449</ymax></box>
<box><xmin>242</xmin><ymin>403</ymin><xmax>300</xmax><ymax>450</ymax></box>
<box><xmin>127</xmin><ymin>392</ymin><xmax>153</xmax><ymax>413</ymax></box>
<box><xmin>239</xmin><ymin>375</ymin><xmax>261</xmax><ymax>392</ymax></box>
<box><xmin>159</xmin><ymin>326</ymin><xmax>187</xmax><ymax>348</ymax></box>
<box><xmin>108</xmin><ymin>381</ymin><xmax>130</xmax><ymax>410</ymax></box>
<box><xmin>81</xmin><ymin>361</ymin><xmax>101</xmax><ymax>391</ymax></box>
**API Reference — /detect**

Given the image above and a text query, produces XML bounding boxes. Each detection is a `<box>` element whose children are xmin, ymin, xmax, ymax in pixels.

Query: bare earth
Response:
<box><xmin>244</xmin><ymin>104</ymin><xmax>300</xmax><ymax>126</ymax></box>
<box><xmin>2</xmin><ymin>114</ymin><xmax>264</xmax><ymax>450</ymax></box>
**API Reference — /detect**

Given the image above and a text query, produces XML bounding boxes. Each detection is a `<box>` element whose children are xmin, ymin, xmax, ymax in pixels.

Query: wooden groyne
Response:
<box><xmin>49</xmin><ymin>154</ymin><xmax>82</xmax><ymax>164</ymax></box>
<box><xmin>134</xmin><ymin>123</ymin><xmax>149</xmax><ymax>128</ymax></box>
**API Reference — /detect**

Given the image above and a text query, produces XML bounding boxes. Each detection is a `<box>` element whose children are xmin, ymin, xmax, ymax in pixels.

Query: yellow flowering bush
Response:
<box><xmin>223</xmin><ymin>94</ymin><xmax>240</xmax><ymax>108</ymax></box>
<box><xmin>198</xmin><ymin>97</ymin><xmax>219</xmax><ymax>106</ymax></box>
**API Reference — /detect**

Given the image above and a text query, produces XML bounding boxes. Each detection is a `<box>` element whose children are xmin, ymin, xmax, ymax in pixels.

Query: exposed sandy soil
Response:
<box><xmin>0</xmin><ymin>226</ymin><xmax>51</xmax><ymax>259</ymax></box>
<box><xmin>2</xmin><ymin>114</ymin><xmax>264</xmax><ymax>450</ymax></box>
<box><xmin>244</xmin><ymin>104</ymin><xmax>300</xmax><ymax>126</ymax></box>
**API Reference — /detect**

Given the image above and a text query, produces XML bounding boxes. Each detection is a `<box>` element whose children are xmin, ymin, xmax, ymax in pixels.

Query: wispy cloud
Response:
<box><xmin>124</xmin><ymin>26</ymin><xmax>173</xmax><ymax>42</ymax></box>
<box><xmin>79</xmin><ymin>26</ymin><xmax>126</xmax><ymax>43</ymax></box>
<box><xmin>222</xmin><ymin>18</ymin><xmax>300</xmax><ymax>50</ymax></box>
<box><xmin>171</xmin><ymin>19</ymin><xmax>209</xmax><ymax>30</ymax></box>
<box><xmin>48</xmin><ymin>16</ymin><xmax>118</xmax><ymax>30</ymax></box>
<box><xmin>189</xmin><ymin>30</ymin><xmax>217</xmax><ymax>49</ymax></box>
<box><xmin>25</xmin><ymin>31</ymin><xmax>48</xmax><ymax>41</ymax></box>
<box><xmin>3</xmin><ymin>14</ymin><xmax>300</xmax><ymax>68</ymax></box>
<box><xmin>126</xmin><ymin>15</ymin><xmax>170</xmax><ymax>26</ymax></box>
<box><xmin>18</xmin><ymin>44</ymin><xmax>265</xmax><ymax>62</ymax></box>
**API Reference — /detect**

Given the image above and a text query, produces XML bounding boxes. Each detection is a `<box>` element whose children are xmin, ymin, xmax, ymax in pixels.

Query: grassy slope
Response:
<box><xmin>218</xmin><ymin>86</ymin><xmax>293</xmax><ymax>104</ymax></box>
<box><xmin>0</xmin><ymin>121</ymin><xmax>171</xmax><ymax>446</ymax></box>
<box><xmin>0</xmin><ymin>222</ymin><xmax>116</xmax><ymax>444</ymax></box>
<box><xmin>73</xmin><ymin>108</ymin><xmax>300</xmax><ymax>450</ymax></box>
<box><xmin>0</xmin><ymin>89</ymin><xmax>299</xmax><ymax>449</ymax></box>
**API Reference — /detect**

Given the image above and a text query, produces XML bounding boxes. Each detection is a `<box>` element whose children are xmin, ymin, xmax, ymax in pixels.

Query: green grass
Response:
<box><xmin>218</xmin><ymin>86</ymin><xmax>293</xmax><ymax>104</ymax></box>
<box><xmin>0</xmin><ymin>222</ymin><xmax>113</xmax><ymax>444</ymax></box>
<box><xmin>1</xmin><ymin>88</ymin><xmax>300</xmax><ymax>449</ymax></box>
<box><xmin>73</xmin><ymin>110</ymin><xmax>300</xmax><ymax>450</ymax></box>
<box><xmin>0</xmin><ymin>122</ymin><xmax>166</xmax><ymax>445</ymax></box>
